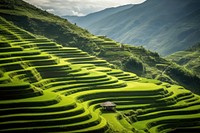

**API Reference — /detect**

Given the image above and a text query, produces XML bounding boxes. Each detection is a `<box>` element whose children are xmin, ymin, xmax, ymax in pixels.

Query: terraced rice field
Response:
<box><xmin>0</xmin><ymin>17</ymin><xmax>200</xmax><ymax>133</ymax></box>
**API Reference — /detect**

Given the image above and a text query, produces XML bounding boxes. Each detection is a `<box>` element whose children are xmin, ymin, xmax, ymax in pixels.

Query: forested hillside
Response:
<box><xmin>167</xmin><ymin>43</ymin><xmax>200</xmax><ymax>78</ymax></box>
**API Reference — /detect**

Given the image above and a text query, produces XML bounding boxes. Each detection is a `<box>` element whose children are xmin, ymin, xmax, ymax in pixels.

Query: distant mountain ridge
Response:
<box><xmin>62</xmin><ymin>4</ymin><xmax>133</xmax><ymax>28</ymax></box>
<box><xmin>70</xmin><ymin>0</ymin><xmax>200</xmax><ymax>56</ymax></box>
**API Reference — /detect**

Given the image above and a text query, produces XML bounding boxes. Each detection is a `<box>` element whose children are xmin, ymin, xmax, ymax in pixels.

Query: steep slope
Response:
<box><xmin>77</xmin><ymin>0</ymin><xmax>200</xmax><ymax>56</ymax></box>
<box><xmin>1</xmin><ymin>16</ymin><xmax>200</xmax><ymax>133</ymax></box>
<box><xmin>0</xmin><ymin>0</ymin><xmax>199</xmax><ymax>93</ymax></box>
<box><xmin>0</xmin><ymin>0</ymin><xmax>96</xmax><ymax>54</ymax></box>
<box><xmin>62</xmin><ymin>4</ymin><xmax>133</xmax><ymax>28</ymax></box>
<box><xmin>166</xmin><ymin>43</ymin><xmax>200</xmax><ymax>78</ymax></box>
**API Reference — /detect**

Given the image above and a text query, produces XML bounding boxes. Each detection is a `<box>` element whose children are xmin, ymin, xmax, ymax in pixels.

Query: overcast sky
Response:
<box><xmin>24</xmin><ymin>0</ymin><xmax>146</xmax><ymax>16</ymax></box>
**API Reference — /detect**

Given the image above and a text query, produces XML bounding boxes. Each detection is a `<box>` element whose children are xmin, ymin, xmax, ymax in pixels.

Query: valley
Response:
<box><xmin>68</xmin><ymin>0</ymin><xmax>200</xmax><ymax>56</ymax></box>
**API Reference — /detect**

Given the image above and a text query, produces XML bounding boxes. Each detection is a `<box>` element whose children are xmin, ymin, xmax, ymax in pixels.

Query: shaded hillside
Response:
<box><xmin>75</xmin><ymin>0</ymin><xmax>200</xmax><ymax>56</ymax></box>
<box><xmin>63</xmin><ymin>4</ymin><xmax>133</xmax><ymax>28</ymax></box>
<box><xmin>167</xmin><ymin>43</ymin><xmax>200</xmax><ymax>78</ymax></box>
<box><xmin>0</xmin><ymin>0</ymin><xmax>200</xmax><ymax>94</ymax></box>
<box><xmin>1</xmin><ymin>16</ymin><xmax>200</xmax><ymax>133</ymax></box>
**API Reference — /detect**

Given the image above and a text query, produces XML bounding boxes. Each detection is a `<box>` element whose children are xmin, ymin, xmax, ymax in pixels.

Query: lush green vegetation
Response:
<box><xmin>167</xmin><ymin>43</ymin><xmax>200</xmax><ymax>78</ymax></box>
<box><xmin>0</xmin><ymin>16</ymin><xmax>200</xmax><ymax>133</ymax></box>
<box><xmin>0</xmin><ymin>0</ymin><xmax>199</xmax><ymax>93</ymax></box>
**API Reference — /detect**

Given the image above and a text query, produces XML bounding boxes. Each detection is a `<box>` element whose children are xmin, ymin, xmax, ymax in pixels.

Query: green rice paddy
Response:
<box><xmin>0</xmin><ymin>17</ymin><xmax>200</xmax><ymax>133</ymax></box>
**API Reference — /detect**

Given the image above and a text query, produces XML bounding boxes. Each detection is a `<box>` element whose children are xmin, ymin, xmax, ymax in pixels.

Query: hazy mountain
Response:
<box><xmin>73</xmin><ymin>0</ymin><xmax>200</xmax><ymax>56</ymax></box>
<box><xmin>62</xmin><ymin>4</ymin><xmax>133</xmax><ymax>28</ymax></box>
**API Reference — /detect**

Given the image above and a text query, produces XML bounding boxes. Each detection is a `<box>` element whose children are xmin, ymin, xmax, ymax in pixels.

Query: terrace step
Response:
<box><xmin>0</xmin><ymin>62</ymin><xmax>24</xmax><ymax>71</ymax></box>
<box><xmin>0</xmin><ymin>50</ymin><xmax>41</xmax><ymax>58</ymax></box>
<box><xmin>0</xmin><ymin>82</ymin><xmax>43</xmax><ymax>100</ymax></box>
<box><xmin>0</xmin><ymin>47</ymin><xmax>23</xmax><ymax>52</ymax></box>
<box><xmin>0</xmin><ymin>41</ymin><xmax>11</xmax><ymax>47</ymax></box>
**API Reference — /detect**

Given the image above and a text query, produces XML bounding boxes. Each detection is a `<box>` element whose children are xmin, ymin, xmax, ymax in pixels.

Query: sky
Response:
<box><xmin>24</xmin><ymin>0</ymin><xmax>146</xmax><ymax>16</ymax></box>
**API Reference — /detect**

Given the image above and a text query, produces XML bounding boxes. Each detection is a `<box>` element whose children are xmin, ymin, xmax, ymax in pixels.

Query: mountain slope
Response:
<box><xmin>166</xmin><ymin>43</ymin><xmax>200</xmax><ymax>77</ymax></box>
<box><xmin>75</xmin><ymin>0</ymin><xmax>200</xmax><ymax>56</ymax></box>
<box><xmin>0</xmin><ymin>0</ymin><xmax>96</xmax><ymax>53</ymax></box>
<box><xmin>63</xmin><ymin>4</ymin><xmax>133</xmax><ymax>28</ymax></box>
<box><xmin>0</xmin><ymin>0</ymin><xmax>200</xmax><ymax>94</ymax></box>
<box><xmin>1</xmin><ymin>16</ymin><xmax>200</xmax><ymax>133</ymax></box>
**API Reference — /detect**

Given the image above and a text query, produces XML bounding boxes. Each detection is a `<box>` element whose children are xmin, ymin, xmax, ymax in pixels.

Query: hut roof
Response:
<box><xmin>100</xmin><ymin>101</ymin><xmax>116</xmax><ymax>107</ymax></box>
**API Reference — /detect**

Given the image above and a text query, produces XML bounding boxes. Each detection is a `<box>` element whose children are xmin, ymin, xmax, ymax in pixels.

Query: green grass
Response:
<box><xmin>102</xmin><ymin>113</ymin><xmax>130</xmax><ymax>132</ymax></box>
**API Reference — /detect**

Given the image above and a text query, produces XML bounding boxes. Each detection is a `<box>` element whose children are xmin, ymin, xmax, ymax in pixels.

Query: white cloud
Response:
<box><xmin>71</xmin><ymin>10</ymin><xmax>84</xmax><ymax>16</ymax></box>
<box><xmin>24</xmin><ymin>0</ymin><xmax>146</xmax><ymax>16</ymax></box>
<box><xmin>46</xmin><ymin>8</ymin><xmax>55</xmax><ymax>13</ymax></box>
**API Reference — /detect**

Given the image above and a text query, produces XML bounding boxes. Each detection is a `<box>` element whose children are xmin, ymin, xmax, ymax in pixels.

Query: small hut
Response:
<box><xmin>100</xmin><ymin>101</ymin><xmax>116</xmax><ymax>111</ymax></box>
